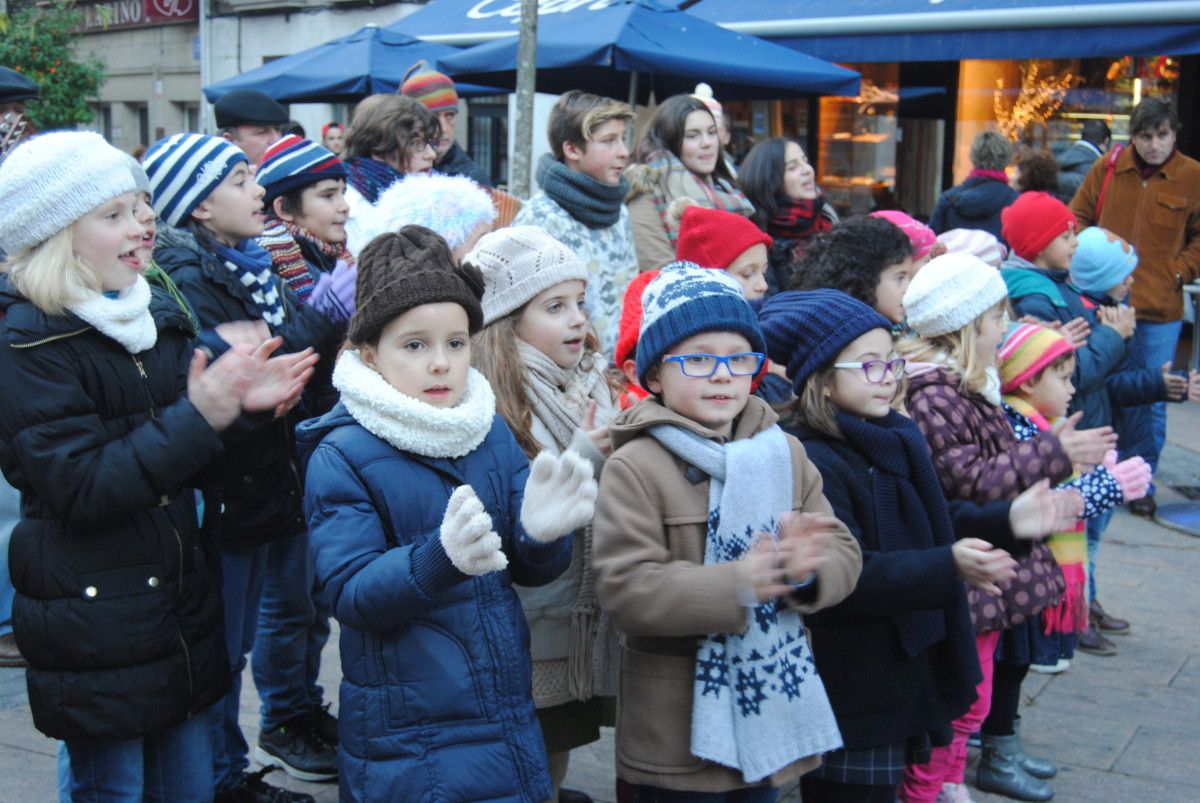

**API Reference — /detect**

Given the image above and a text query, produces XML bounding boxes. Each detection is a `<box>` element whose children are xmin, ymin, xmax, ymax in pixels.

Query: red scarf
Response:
<box><xmin>767</xmin><ymin>195</ymin><xmax>832</xmax><ymax>243</ymax></box>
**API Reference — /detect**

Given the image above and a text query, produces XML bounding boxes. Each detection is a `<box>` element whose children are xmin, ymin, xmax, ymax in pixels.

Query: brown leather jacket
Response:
<box><xmin>1070</xmin><ymin>146</ymin><xmax>1200</xmax><ymax>322</ymax></box>
<box><xmin>593</xmin><ymin>396</ymin><xmax>862</xmax><ymax>792</ymax></box>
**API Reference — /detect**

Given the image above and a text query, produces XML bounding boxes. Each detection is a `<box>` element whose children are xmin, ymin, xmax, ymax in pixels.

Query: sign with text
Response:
<box><xmin>77</xmin><ymin>0</ymin><xmax>198</xmax><ymax>34</ymax></box>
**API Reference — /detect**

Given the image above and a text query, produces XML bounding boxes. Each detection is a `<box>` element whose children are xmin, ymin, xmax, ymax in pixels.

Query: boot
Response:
<box><xmin>1013</xmin><ymin>718</ymin><xmax>1057</xmax><ymax>779</ymax></box>
<box><xmin>1089</xmin><ymin>599</ymin><xmax>1130</xmax><ymax>634</ymax></box>
<box><xmin>976</xmin><ymin>734</ymin><xmax>1054</xmax><ymax>801</ymax></box>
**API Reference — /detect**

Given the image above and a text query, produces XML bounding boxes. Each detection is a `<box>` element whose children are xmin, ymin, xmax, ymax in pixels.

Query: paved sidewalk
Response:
<box><xmin>3</xmin><ymin>404</ymin><xmax>1199</xmax><ymax>801</ymax></box>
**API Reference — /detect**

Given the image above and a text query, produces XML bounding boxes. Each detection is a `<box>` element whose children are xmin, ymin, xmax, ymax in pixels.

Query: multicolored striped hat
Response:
<box><xmin>400</xmin><ymin>61</ymin><xmax>459</xmax><ymax>113</ymax></box>
<box><xmin>998</xmin><ymin>322</ymin><xmax>1075</xmax><ymax>394</ymax></box>
<box><xmin>143</xmin><ymin>133</ymin><xmax>248</xmax><ymax>227</ymax></box>
<box><xmin>255</xmin><ymin>134</ymin><xmax>347</xmax><ymax>205</ymax></box>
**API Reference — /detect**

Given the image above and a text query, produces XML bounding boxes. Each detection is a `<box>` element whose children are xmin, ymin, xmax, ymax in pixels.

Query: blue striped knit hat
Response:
<box><xmin>143</xmin><ymin>133</ymin><xmax>248</xmax><ymax>227</ymax></box>
<box><xmin>255</xmin><ymin>134</ymin><xmax>348</xmax><ymax>206</ymax></box>
<box><xmin>636</xmin><ymin>260</ymin><xmax>765</xmax><ymax>388</ymax></box>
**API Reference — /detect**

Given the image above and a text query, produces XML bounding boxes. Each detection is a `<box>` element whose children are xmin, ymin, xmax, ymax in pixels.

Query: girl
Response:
<box><xmin>298</xmin><ymin>226</ymin><xmax>596</xmax><ymax>802</ymax></box>
<box><xmin>144</xmin><ymin>132</ymin><xmax>345</xmax><ymax>799</ymax></box>
<box><xmin>675</xmin><ymin>204</ymin><xmax>773</xmax><ymax>300</ymax></box>
<box><xmin>470</xmin><ymin>226</ymin><xmax>620</xmax><ymax>803</ymax></box>
<box><xmin>0</xmin><ymin>131</ymin><xmax>313</xmax><ymax>800</ymax></box>
<box><xmin>898</xmin><ymin>254</ymin><xmax>1114</xmax><ymax>802</ymax></box>
<box><xmin>738</xmin><ymin>137</ymin><xmax>836</xmax><ymax>294</ymax></box>
<box><xmin>760</xmin><ymin>288</ymin><xmax>1009</xmax><ymax>803</ymax></box>
<box><xmin>625</xmin><ymin>94</ymin><xmax>753</xmax><ymax>272</ymax></box>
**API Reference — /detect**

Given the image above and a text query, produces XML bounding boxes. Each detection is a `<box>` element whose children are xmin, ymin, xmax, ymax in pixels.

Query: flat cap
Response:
<box><xmin>213</xmin><ymin>89</ymin><xmax>288</xmax><ymax>128</ymax></box>
<box><xmin>0</xmin><ymin>67</ymin><xmax>39</xmax><ymax>104</ymax></box>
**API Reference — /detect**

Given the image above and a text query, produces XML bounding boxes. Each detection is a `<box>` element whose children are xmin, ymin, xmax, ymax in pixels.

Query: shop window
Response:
<box><xmin>817</xmin><ymin>64</ymin><xmax>900</xmax><ymax>217</ymax></box>
<box><xmin>467</xmin><ymin>96</ymin><xmax>509</xmax><ymax>189</ymax></box>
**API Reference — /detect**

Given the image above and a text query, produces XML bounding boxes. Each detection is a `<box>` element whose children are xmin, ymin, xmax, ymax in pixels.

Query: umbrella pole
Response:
<box><xmin>626</xmin><ymin>71</ymin><xmax>638</xmax><ymax>147</ymax></box>
<box><xmin>512</xmin><ymin>0</ymin><xmax>538</xmax><ymax>199</ymax></box>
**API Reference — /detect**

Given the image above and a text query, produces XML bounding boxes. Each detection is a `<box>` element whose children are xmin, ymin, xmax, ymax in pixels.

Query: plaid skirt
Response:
<box><xmin>808</xmin><ymin>732</ymin><xmax>934</xmax><ymax>786</ymax></box>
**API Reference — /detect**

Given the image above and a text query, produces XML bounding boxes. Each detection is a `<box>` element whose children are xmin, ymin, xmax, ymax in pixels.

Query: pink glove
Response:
<box><xmin>308</xmin><ymin>260</ymin><xmax>357</xmax><ymax>325</ymax></box>
<box><xmin>1103</xmin><ymin>450</ymin><xmax>1151</xmax><ymax>502</ymax></box>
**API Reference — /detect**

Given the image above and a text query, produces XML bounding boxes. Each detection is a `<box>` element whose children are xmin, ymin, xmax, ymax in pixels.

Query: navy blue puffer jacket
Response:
<box><xmin>297</xmin><ymin>404</ymin><xmax>570</xmax><ymax>803</ymax></box>
<box><xmin>929</xmin><ymin>176</ymin><xmax>1019</xmax><ymax>241</ymax></box>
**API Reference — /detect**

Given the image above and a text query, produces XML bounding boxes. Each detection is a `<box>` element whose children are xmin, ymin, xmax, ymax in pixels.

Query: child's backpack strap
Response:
<box><xmin>1094</xmin><ymin>144</ymin><xmax>1125</xmax><ymax>222</ymax></box>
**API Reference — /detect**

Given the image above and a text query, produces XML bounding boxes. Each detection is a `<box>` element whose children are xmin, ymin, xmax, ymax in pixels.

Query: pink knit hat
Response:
<box><xmin>870</xmin><ymin>210</ymin><xmax>937</xmax><ymax>260</ymax></box>
<box><xmin>937</xmin><ymin>228</ymin><xmax>1008</xmax><ymax>267</ymax></box>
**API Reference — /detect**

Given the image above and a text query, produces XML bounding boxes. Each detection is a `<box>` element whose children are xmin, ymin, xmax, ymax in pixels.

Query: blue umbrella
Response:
<box><xmin>203</xmin><ymin>24</ymin><xmax>498</xmax><ymax>104</ymax></box>
<box><xmin>437</xmin><ymin>0</ymin><xmax>860</xmax><ymax>102</ymax></box>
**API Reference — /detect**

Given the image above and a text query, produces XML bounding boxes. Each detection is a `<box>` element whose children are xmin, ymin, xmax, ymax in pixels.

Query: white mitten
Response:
<box><xmin>520</xmin><ymin>450</ymin><xmax>598</xmax><ymax>543</ymax></box>
<box><xmin>440</xmin><ymin>485</ymin><xmax>507</xmax><ymax>575</ymax></box>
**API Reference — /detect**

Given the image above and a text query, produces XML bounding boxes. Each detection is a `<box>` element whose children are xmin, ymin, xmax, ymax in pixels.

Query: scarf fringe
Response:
<box><xmin>1042</xmin><ymin>562</ymin><xmax>1088</xmax><ymax>635</ymax></box>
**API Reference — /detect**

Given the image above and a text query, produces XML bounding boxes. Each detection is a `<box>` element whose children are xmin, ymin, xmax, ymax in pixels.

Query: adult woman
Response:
<box><xmin>739</xmin><ymin>137</ymin><xmax>838</xmax><ymax>295</ymax></box>
<box><xmin>624</xmin><ymin>94</ymin><xmax>753</xmax><ymax>272</ymax></box>
<box><xmin>929</xmin><ymin>130</ymin><xmax>1019</xmax><ymax>240</ymax></box>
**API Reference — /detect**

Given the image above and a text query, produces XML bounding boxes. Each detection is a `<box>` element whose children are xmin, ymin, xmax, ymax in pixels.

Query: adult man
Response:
<box><xmin>215</xmin><ymin>88</ymin><xmax>287</xmax><ymax>166</ymax></box>
<box><xmin>400</xmin><ymin>63</ymin><xmax>492</xmax><ymax>187</ymax></box>
<box><xmin>1057</xmin><ymin>119</ymin><xmax>1111</xmax><ymax>201</ymax></box>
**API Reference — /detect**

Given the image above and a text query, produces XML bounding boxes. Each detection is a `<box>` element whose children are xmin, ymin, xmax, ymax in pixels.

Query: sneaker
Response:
<box><xmin>255</xmin><ymin>714</ymin><xmax>338</xmax><ymax>782</ymax></box>
<box><xmin>306</xmin><ymin>702</ymin><xmax>338</xmax><ymax>746</ymax></box>
<box><xmin>1077</xmin><ymin>622</ymin><xmax>1117</xmax><ymax>656</ymax></box>
<box><xmin>1029</xmin><ymin>658</ymin><xmax>1070</xmax><ymax>674</ymax></box>
<box><xmin>214</xmin><ymin>767</ymin><xmax>316</xmax><ymax>803</ymax></box>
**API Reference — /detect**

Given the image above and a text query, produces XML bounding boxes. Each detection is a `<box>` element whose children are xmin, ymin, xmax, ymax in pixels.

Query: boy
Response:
<box><xmin>593</xmin><ymin>262</ymin><xmax>862</xmax><ymax>798</ymax></box>
<box><xmin>512</xmin><ymin>90</ymin><xmax>638</xmax><ymax>356</ymax></box>
<box><xmin>675</xmin><ymin>204</ymin><xmax>773</xmax><ymax>300</ymax></box>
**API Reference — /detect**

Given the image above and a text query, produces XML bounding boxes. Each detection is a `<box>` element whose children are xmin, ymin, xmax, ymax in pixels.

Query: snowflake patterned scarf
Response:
<box><xmin>648</xmin><ymin>423</ymin><xmax>842</xmax><ymax>783</ymax></box>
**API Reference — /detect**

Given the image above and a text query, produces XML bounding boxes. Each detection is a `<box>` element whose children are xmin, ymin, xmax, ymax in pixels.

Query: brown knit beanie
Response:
<box><xmin>348</xmin><ymin>225</ymin><xmax>485</xmax><ymax>345</ymax></box>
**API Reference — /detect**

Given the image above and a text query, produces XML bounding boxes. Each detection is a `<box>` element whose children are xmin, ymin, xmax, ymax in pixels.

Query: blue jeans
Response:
<box><xmin>1131</xmin><ymin>319</ymin><xmax>1183</xmax><ymax>494</ymax></box>
<box><xmin>0</xmin><ymin>477</ymin><xmax>20</xmax><ymax>636</ymax></box>
<box><xmin>251</xmin><ymin>529</ymin><xmax>330</xmax><ymax>732</ymax></box>
<box><xmin>210</xmin><ymin>542</ymin><xmax>269</xmax><ymax>793</ymax></box>
<box><xmin>1087</xmin><ymin>508</ymin><xmax>1115</xmax><ymax>602</ymax></box>
<box><xmin>634</xmin><ymin>785</ymin><xmax>779</xmax><ymax>802</ymax></box>
<box><xmin>63</xmin><ymin>712</ymin><xmax>212</xmax><ymax>802</ymax></box>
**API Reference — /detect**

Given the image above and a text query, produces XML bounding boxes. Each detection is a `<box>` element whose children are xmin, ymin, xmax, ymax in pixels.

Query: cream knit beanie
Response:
<box><xmin>903</xmin><ymin>253</ymin><xmax>1008</xmax><ymax>337</ymax></box>
<box><xmin>0</xmin><ymin>132</ymin><xmax>137</xmax><ymax>255</ymax></box>
<box><xmin>467</xmin><ymin>226</ymin><xmax>589</xmax><ymax>324</ymax></box>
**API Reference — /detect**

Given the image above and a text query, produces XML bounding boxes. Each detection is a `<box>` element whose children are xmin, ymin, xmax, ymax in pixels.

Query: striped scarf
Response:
<box><xmin>258</xmin><ymin>219</ymin><xmax>314</xmax><ymax>301</ymax></box>
<box><xmin>214</xmin><ymin>240</ymin><xmax>285</xmax><ymax>327</ymax></box>
<box><xmin>639</xmin><ymin>152</ymin><xmax>754</xmax><ymax>246</ymax></box>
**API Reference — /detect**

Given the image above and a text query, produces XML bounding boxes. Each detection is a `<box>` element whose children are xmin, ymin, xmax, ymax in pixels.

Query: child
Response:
<box><xmin>470</xmin><ymin>225</ymin><xmax>620</xmax><ymax>803</ymax></box>
<box><xmin>936</xmin><ymin>228</ymin><xmax>1007</xmax><ymax>268</ymax></box>
<box><xmin>899</xmin><ymin>254</ymin><xmax>1115</xmax><ymax>803</ymax></box>
<box><xmin>0</xmin><ymin>131</ymin><xmax>313</xmax><ymax>800</ymax></box>
<box><xmin>362</xmin><ymin>172</ymin><xmax>496</xmax><ymax>262</ymax></box>
<box><xmin>298</xmin><ymin>226</ymin><xmax>595</xmax><ymax>801</ymax></box>
<box><xmin>512</xmin><ymin>90</ymin><xmax>639</xmax><ymax>356</ymax></box>
<box><xmin>613</xmin><ymin>270</ymin><xmax>658</xmax><ymax>409</ymax></box>
<box><xmin>996</xmin><ymin>324</ymin><xmax>1150</xmax><ymax>676</ymax></box>
<box><xmin>675</xmin><ymin>204</ymin><xmax>773</xmax><ymax>300</ymax></box>
<box><xmin>594</xmin><ymin>262</ymin><xmax>863</xmax><ymax>800</ymax></box>
<box><xmin>871</xmin><ymin>209</ymin><xmax>943</xmax><ymax>269</ymax></box>
<box><xmin>792</xmin><ymin>215</ymin><xmax>916</xmax><ymax>326</ymax></box>
<box><xmin>144</xmin><ymin>132</ymin><xmax>345</xmax><ymax>799</ymax></box>
<box><xmin>760</xmin><ymin>288</ymin><xmax>1004</xmax><ymax>803</ymax></box>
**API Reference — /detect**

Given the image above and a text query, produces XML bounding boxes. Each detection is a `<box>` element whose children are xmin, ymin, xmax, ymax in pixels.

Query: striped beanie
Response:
<box><xmin>400</xmin><ymin>61</ymin><xmax>459</xmax><ymax>113</ymax></box>
<box><xmin>636</xmin><ymin>260</ymin><xmax>765</xmax><ymax>388</ymax></box>
<box><xmin>937</xmin><ymin>227</ymin><xmax>1008</xmax><ymax>267</ymax></box>
<box><xmin>1069</xmin><ymin>227</ymin><xmax>1138</xmax><ymax>294</ymax></box>
<box><xmin>255</xmin><ymin>134</ymin><xmax>347</xmax><ymax>206</ymax></box>
<box><xmin>143</xmin><ymin>133</ymin><xmax>248</xmax><ymax>227</ymax></box>
<box><xmin>998</xmin><ymin>322</ymin><xmax>1075</xmax><ymax>393</ymax></box>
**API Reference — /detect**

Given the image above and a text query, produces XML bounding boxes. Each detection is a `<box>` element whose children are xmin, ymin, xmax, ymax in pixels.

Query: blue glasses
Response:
<box><xmin>832</xmin><ymin>358</ymin><xmax>906</xmax><ymax>383</ymax></box>
<box><xmin>662</xmin><ymin>352</ymin><xmax>765</xmax><ymax>378</ymax></box>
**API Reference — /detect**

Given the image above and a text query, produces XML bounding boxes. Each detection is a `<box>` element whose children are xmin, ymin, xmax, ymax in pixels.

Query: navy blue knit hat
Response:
<box><xmin>759</xmin><ymin>289</ymin><xmax>892</xmax><ymax>393</ymax></box>
<box><xmin>636</xmin><ymin>260</ymin><xmax>765</xmax><ymax>388</ymax></box>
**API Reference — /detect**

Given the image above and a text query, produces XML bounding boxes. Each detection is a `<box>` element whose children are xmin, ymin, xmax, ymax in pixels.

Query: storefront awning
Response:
<box><xmin>686</xmin><ymin>0</ymin><xmax>1200</xmax><ymax>62</ymax></box>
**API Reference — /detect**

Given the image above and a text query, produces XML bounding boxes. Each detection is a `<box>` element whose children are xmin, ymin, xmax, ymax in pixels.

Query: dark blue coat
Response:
<box><xmin>297</xmin><ymin>404</ymin><xmax>570</xmax><ymax>803</ymax></box>
<box><xmin>929</xmin><ymin>176</ymin><xmax>1018</xmax><ymax>240</ymax></box>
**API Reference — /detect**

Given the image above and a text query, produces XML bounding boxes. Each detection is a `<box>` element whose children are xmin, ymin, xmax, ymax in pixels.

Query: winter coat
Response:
<box><xmin>435</xmin><ymin>141</ymin><xmax>492</xmax><ymax>188</ymax></box>
<box><xmin>0</xmin><ymin>276</ymin><xmax>228</xmax><ymax>740</ymax></box>
<box><xmin>1000</xmin><ymin>258</ymin><xmax>1127</xmax><ymax>429</ymax></box>
<box><xmin>1070</xmin><ymin>146</ymin><xmax>1200</xmax><ymax>322</ymax></box>
<box><xmin>297</xmin><ymin>404</ymin><xmax>571</xmax><ymax>803</ymax></box>
<box><xmin>593</xmin><ymin>396</ymin><xmax>862</xmax><ymax>792</ymax></box>
<box><xmin>929</xmin><ymin>176</ymin><xmax>1019</xmax><ymax>241</ymax></box>
<box><xmin>154</xmin><ymin>224</ymin><xmax>342</xmax><ymax>548</ymax></box>
<box><xmin>905</xmin><ymin>366</ymin><xmax>1072</xmax><ymax>505</ymax></box>
<box><xmin>786</xmin><ymin>415</ymin><xmax>979</xmax><ymax>750</ymax></box>
<box><xmin>1055</xmin><ymin>141</ymin><xmax>1103</xmax><ymax>203</ymax></box>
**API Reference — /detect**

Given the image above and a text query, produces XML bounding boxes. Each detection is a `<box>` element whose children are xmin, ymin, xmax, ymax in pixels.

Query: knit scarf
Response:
<box><xmin>344</xmin><ymin>156</ymin><xmax>404</xmax><ymax>205</ymax></box>
<box><xmin>536</xmin><ymin>154</ymin><xmax>628</xmax><ymax>229</ymax></box>
<box><xmin>648</xmin><ymin>423</ymin><xmax>842</xmax><ymax>783</ymax></box>
<box><xmin>968</xmin><ymin>168</ymin><xmax>1010</xmax><ymax>184</ymax></box>
<box><xmin>767</xmin><ymin>194</ymin><xmax>833</xmax><ymax>243</ymax></box>
<box><xmin>144</xmin><ymin>262</ymin><xmax>199</xmax><ymax>335</ymax></box>
<box><xmin>289</xmin><ymin>220</ymin><xmax>354</xmax><ymax>276</ymax></box>
<box><xmin>518</xmin><ymin>339</ymin><xmax>617</xmax><ymax>699</ymax></box>
<box><xmin>67</xmin><ymin>275</ymin><xmax>157</xmax><ymax>354</ymax></box>
<box><xmin>835</xmin><ymin>409</ymin><xmax>957</xmax><ymax>657</ymax></box>
<box><xmin>258</xmin><ymin>218</ymin><xmax>314</xmax><ymax>302</ymax></box>
<box><xmin>214</xmin><ymin>240</ymin><xmax>285</xmax><ymax>327</ymax></box>
<box><xmin>641</xmin><ymin>152</ymin><xmax>754</xmax><ymax>245</ymax></box>
<box><xmin>1003</xmin><ymin>396</ymin><xmax>1088</xmax><ymax>635</ymax></box>
<box><xmin>333</xmin><ymin>348</ymin><xmax>496</xmax><ymax>459</ymax></box>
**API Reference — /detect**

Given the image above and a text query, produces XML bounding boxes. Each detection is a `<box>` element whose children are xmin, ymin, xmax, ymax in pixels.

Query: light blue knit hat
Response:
<box><xmin>1069</xmin><ymin>227</ymin><xmax>1138</xmax><ymax>294</ymax></box>
<box><xmin>143</xmin><ymin>133</ymin><xmax>248</xmax><ymax>227</ymax></box>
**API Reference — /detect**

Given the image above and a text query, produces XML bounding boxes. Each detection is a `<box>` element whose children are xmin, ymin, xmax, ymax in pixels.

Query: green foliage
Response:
<box><xmin>0</xmin><ymin>1</ymin><xmax>106</xmax><ymax>130</ymax></box>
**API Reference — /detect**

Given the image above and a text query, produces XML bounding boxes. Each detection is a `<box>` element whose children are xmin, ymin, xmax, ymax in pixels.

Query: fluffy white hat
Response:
<box><xmin>904</xmin><ymin>253</ymin><xmax>1008</xmax><ymax>337</ymax></box>
<box><xmin>353</xmin><ymin>173</ymin><xmax>496</xmax><ymax>259</ymax></box>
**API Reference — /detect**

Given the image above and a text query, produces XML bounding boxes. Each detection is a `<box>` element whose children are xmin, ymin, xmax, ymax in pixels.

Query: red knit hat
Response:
<box><xmin>675</xmin><ymin>206</ymin><xmax>772</xmax><ymax>269</ymax></box>
<box><xmin>1000</xmin><ymin>191</ymin><xmax>1076</xmax><ymax>262</ymax></box>
<box><xmin>614</xmin><ymin>270</ymin><xmax>659</xmax><ymax>368</ymax></box>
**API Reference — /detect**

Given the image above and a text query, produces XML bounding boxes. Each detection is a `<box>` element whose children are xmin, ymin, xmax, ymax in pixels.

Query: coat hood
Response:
<box><xmin>945</xmin><ymin>177</ymin><xmax>1018</xmax><ymax>221</ymax></box>
<box><xmin>609</xmin><ymin>394</ymin><xmax>779</xmax><ymax>451</ymax></box>
<box><xmin>623</xmin><ymin>162</ymin><xmax>666</xmax><ymax>201</ymax></box>
<box><xmin>1056</xmin><ymin>142</ymin><xmax>1101</xmax><ymax>171</ymax></box>
<box><xmin>295</xmin><ymin>401</ymin><xmax>357</xmax><ymax>477</ymax></box>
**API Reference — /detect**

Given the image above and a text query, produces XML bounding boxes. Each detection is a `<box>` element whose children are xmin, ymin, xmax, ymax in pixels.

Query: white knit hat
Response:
<box><xmin>0</xmin><ymin>132</ymin><xmax>137</xmax><ymax>255</ymax></box>
<box><xmin>467</xmin><ymin>226</ymin><xmax>589</xmax><ymax>324</ymax></box>
<box><xmin>357</xmin><ymin>173</ymin><xmax>496</xmax><ymax>259</ymax></box>
<box><xmin>904</xmin><ymin>253</ymin><xmax>1008</xmax><ymax>337</ymax></box>
<box><xmin>143</xmin><ymin>133</ymin><xmax>248</xmax><ymax>227</ymax></box>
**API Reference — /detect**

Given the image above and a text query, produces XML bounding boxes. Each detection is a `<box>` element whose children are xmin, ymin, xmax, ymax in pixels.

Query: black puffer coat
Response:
<box><xmin>155</xmin><ymin>225</ymin><xmax>341</xmax><ymax>548</ymax></box>
<box><xmin>0</xmin><ymin>276</ymin><xmax>229</xmax><ymax>740</ymax></box>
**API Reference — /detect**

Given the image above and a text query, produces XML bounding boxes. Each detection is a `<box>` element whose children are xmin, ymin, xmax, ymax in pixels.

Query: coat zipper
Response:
<box><xmin>9</xmin><ymin>326</ymin><xmax>91</xmax><ymax>349</ymax></box>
